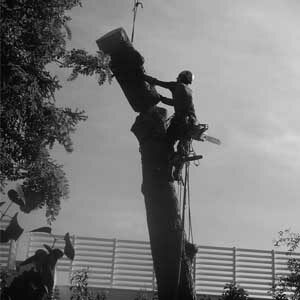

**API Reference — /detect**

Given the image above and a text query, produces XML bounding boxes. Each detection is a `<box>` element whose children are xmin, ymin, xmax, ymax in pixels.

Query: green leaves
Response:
<box><xmin>18</xmin><ymin>149</ymin><xmax>70</xmax><ymax>222</ymax></box>
<box><xmin>221</xmin><ymin>283</ymin><xmax>250</xmax><ymax>300</ymax></box>
<box><xmin>62</xmin><ymin>49</ymin><xmax>112</xmax><ymax>85</ymax></box>
<box><xmin>0</xmin><ymin>0</ymin><xmax>99</xmax><ymax>222</ymax></box>
<box><xmin>70</xmin><ymin>268</ymin><xmax>108</xmax><ymax>300</ymax></box>
<box><xmin>276</xmin><ymin>230</ymin><xmax>300</xmax><ymax>252</ymax></box>
<box><xmin>272</xmin><ymin>230</ymin><xmax>300</xmax><ymax>300</ymax></box>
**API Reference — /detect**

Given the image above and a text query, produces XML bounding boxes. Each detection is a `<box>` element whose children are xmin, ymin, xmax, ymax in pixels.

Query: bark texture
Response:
<box><xmin>132</xmin><ymin>107</ymin><xmax>196</xmax><ymax>300</ymax></box>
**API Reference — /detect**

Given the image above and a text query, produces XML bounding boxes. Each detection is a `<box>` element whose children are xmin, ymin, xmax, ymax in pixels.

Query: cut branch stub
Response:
<box><xmin>96</xmin><ymin>27</ymin><xmax>161</xmax><ymax>113</ymax></box>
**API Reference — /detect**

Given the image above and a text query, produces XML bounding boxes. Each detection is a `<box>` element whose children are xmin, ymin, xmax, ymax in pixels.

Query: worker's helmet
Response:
<box><xmin>177</xmin><ymin>70</ymin><xmax>194</xmax><ymax>84</ymax></box>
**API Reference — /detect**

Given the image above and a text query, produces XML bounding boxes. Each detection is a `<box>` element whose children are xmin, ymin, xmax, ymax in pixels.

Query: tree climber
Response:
<box><xmin>144</xmin><ymin>70</ymin><xmax>205</xmax><ymax>181</ymax></box>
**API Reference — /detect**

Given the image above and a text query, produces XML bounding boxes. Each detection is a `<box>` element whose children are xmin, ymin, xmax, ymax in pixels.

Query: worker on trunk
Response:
<box><xmin>144</xmin><ymin>70</ymin><xmax>201</xmax><ymax>181</ymax></box>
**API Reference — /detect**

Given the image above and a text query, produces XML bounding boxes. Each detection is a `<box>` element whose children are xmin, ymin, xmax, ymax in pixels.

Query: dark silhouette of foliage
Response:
<box><xmin>0</xmin><ymin>0</ymin><xmax>111</xmax><ymax>222</ymax></box>
<box><xmin>30</xmin><ymin>226</ymin><xmax>52</xmax><ymax>234</ymax></box>
<box><xmin>0</xmin><ymin>268</ymin><xmax>15</xmax><ymax>300</ymax></box>
<box><xmin>0</xmin><ymin>213</ymin><xmax>23</xmax><ymax>242</ymax></box>
<box><xmin>1</xmin><ymin>244</ymin><xmax>63</xmax><ymax>300</ymax></box>
<box><xmin>64</xmin><ymin>232</ymin><xmax>75</xmax><ymax>260</ymax></box>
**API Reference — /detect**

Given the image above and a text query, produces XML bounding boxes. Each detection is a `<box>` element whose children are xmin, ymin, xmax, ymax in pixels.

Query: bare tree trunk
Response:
<box><xmin>131</xmin><ymin>108</ymin><xmax>196</xmax><ymax>300</ymax></box>
<box><xmin>97</xmin><ymin>28</ymin><xmax>196</xmax><ymax>300</ymax></box>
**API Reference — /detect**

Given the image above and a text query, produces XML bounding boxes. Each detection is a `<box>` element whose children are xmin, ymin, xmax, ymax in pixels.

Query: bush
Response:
<box><xmin>220</xmin><ymin>283</ymin><xmax>250</xmax><ymax>300</ymax></box>
<box><xmin>70</xmin><ymin>269</ymin><xmax>108</xmax><ymax>300</ymax></box>
<box><xmin>272</xmin><ymin>230</ymin><xmax>300</xmax><ymax>300</ymax></box>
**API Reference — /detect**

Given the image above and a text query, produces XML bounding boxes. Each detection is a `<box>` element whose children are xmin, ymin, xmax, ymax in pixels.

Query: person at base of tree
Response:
<box><xmin>144</xmin><ymin>70</ymin><xmax>199</xmax><ymax>181</ymax></box>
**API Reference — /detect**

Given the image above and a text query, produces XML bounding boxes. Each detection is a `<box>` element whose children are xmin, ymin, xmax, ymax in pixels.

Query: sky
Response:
<box><xmin>3</xmin><ymin>0</ymin><xmax>300</xmax><ymax>255</ymax></box>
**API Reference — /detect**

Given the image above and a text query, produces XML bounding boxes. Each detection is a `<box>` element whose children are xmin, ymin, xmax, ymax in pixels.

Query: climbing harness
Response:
<box><xmin>131</xmin><ymin>0</ymin><xmax>143</xmax><ymax>43</ymax></box>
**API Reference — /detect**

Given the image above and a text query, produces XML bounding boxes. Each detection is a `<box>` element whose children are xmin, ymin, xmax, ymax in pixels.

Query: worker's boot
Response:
<box><xmin>172</xmin><ymin>160</ymin><xmax>184</xmax><ymax>183</ymax></box>
<box><xmin>167</xmin><ymin>151</ymin><xmax>182</xmax><ymax>182</ymax></box>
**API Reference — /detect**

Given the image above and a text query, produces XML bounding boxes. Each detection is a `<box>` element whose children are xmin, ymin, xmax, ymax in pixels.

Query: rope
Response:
<box><xmin>177</xmin><ymin>178</ymin><xmax>183</xmax><ymax>215</ymax></box>
<box><xmin>187</xmin><ymin>142</ymin><xmax>194</xmax><ymax>243</ymax></box>
<box><xmin>175</xmin><ymin>146</ymin><xmax>198</xmax><ymax>300</ymax></box>
<box><xmin>179</xmin><ymin>161</ymin><xmax>193</xmax><ymax>243</ymax></box>
<box><xmin>131</xmin><ymin>0</ymin><xmax>143</xmax><ymax>43</ymax></box>
<box><xmin>181</xmin><ymin>163</ymin><xmax>189</xmax><ymax>234</ymax></box>
<box><xmin>176</xmin><ymin>140</ymin><xmax>195</xmax><ymax>243</ymax></box>
<box><xmin>174</xmin><ymin>162</ymin><xmax>188</xmax><ymax>300</ymax></box>
<box><xmin>187</xmin><ymin>168</ymin><xmax>194</xmax><ymax>243</ymax></box>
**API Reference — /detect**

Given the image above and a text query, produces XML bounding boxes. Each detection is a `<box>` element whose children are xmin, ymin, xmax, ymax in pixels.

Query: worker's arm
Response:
<box><xmin>159</xmin><ymin>95</ymin><xmax>174</xmax><ymax>106</ymax></box>
<box><xmin>144</xmin><ymin>74</ymin><xmax>176</xmax><ymax>91</ymax></box>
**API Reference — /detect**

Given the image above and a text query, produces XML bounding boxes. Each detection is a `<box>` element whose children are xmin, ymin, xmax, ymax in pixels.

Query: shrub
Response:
<box><xmin>220</xmin><ymin>283</ymin><xmax>250</xmax><ymax>300</ymax></box>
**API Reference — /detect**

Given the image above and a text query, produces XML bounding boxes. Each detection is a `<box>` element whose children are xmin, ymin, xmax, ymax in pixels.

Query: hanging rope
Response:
<box><xmin>187</xmin><ymin>141</ymin><xmax>194</xmax><ymax>243</ymax></box>
<box><xmin>175</xmin><ymin>141</ymin><xmax>200</xmax><ymax>300</ymax></box>
<box><xmin>181</xmin><ymin>163</ymin><xmax>189</xmax><ymax>235</ymax></box>
<box><xmin>179</xmin><ymin>161</ymin><xmax>194</xmax><ymax>243</ymax></box>
<box><xmin>131</xmin><ymin>0</ymin><xmax>143</xmax><ymax>43</ymax></box>
<box><xmin>187</xmin><ymin>168</ymin><xmax>194</xmax><ymax>243</ymax></box>
<box><xmin>176</xmin><ymin>139</ymin><xmax>201</xmax><ymax>244</ymax></box>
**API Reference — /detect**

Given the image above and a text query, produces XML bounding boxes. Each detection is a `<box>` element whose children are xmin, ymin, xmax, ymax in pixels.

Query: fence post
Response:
<box><xmin>110</xmin><ymin>238</ymin><xmax>117</xmax><ymax>288</ymax></box>
<box><xmin>233</xmin><ymin>247</ymin><xmax>237</xmax><ymax>285</ymax></box>
<box><xmin>271</xmin><ymin>250</ymin><xmax>275</xmax><ymax>288</ymax></box>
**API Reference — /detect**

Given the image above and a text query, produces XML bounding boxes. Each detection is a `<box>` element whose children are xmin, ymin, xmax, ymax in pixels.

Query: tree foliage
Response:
<box><xmin>70</xmin><ymin>269</ymin><xmax>108</xmax><ymax>300</ymax></box>
<box><xmin>220</xmin><ymin>283</ymin><xmax>250</xmax><ymax>300</ymax></box>
<box><xmin>0</xmin><ymin>0</ymin><xmax>111</xmax><ymax>222</ymax></box>
<box><xmin>62</xmin><ymin>48</ymin><xmax>112</xmax><ymax>85</ymax></box>
<box><xmin>272</xmin><ymin>230</ymin><xmax>300</xmax><ymax>300</ymax></box>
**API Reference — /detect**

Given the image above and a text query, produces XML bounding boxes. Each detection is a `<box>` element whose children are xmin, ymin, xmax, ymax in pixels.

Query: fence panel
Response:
<box><xmin>236</xmin><ymin>248</ymin><xmax>274</xmax><ymax>299</ymax></box>
<box><xmin>195</xmin><ymin>245</ymin><xmax>234</xmax><ymax>295</ymax></box>
<box><xmin>113</xmin><ymin>239</ymin><xmax>154</xmax><ymax>291</ymax></box>
<box><xmin>72</xmin><ymin>236</ymin><xmax>115</xmax><ymax>288</ymax></box>
<box><xmin>274</xmin><ymin>250</ymin><xmax>300</xmax><ymax>276</ymax></box>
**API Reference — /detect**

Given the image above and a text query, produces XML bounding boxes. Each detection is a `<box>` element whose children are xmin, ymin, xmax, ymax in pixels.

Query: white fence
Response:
<box><xmin>24</xmin><ymin>233</ymin><xmax>300</xmax><ymax>298</ymax></box>
<box><xmin>195</xmin><ymin>245</ymin><xmax>299</xmax><ymax>298</ymax></box>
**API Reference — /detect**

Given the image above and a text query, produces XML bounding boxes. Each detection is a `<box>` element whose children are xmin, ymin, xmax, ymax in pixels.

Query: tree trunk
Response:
<box><xmin>131</xmin><ymin>107</ymin><xmax>196</xmax><ymax>300</ymax></box>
